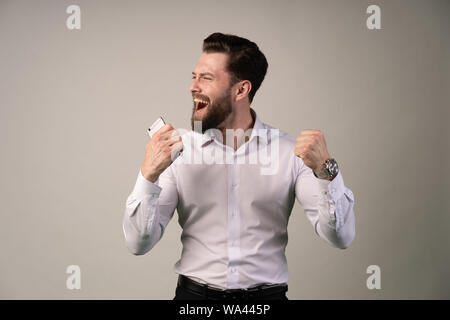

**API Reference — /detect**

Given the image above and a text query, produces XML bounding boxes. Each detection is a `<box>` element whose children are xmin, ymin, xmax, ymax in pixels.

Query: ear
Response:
<box><xmin>234</xmin><ymin>80</ymin><xmax>252</xmax><ymax>103</ymax></box>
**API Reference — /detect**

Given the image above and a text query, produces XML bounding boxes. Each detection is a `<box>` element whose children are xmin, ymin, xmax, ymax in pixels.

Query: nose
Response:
<box><xmin>189</xmin><ymin>77</ymin><xmax>201</xmax><ymax>94</ymax></box>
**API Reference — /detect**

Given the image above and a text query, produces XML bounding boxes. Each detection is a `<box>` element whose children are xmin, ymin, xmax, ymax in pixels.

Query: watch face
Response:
<box><xmin>327</xmin><ymin>158</ymin><xmax>339</xmax><ymax>176</ymax></box>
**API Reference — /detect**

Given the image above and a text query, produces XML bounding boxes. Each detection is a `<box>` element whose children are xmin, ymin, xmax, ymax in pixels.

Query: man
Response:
<box><xmin>123</xmin><ymin>33</ymin><xmax>355</xmax><ymax>300</ymax></box>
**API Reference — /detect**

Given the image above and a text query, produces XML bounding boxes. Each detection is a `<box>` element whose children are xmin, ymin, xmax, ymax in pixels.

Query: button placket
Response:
<box><xmin>226</xmin><ymin>157</ymin><xmax>241</xmax><ymax>287</ymax></box>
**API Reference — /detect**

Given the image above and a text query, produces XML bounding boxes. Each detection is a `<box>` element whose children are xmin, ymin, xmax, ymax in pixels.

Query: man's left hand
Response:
<box><xmin>294</xmin><ymin>129</ymin><xmax>331</xmax><ymax>176</ymax></box>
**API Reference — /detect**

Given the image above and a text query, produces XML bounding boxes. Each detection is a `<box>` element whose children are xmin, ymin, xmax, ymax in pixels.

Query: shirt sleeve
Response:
<box><xmin>294</xmin><ymin>157</ymin><xmax>355</xmax><ymax>249</ymax></box>
<box><xmin>122</xmin><ymin>166</ymin><xmax>178</xmax><ymax>255</ymax></box>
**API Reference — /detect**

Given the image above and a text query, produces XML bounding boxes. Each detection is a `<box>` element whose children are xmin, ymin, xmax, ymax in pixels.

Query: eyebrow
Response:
<box><xmin>192</xmin><ymin>72</ymin><xmax>215</xmax><ymax>77</ymax></box>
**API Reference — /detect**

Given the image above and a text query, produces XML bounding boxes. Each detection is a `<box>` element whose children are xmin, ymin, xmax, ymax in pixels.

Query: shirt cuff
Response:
<box><xmin>315</xmin><ymin>171</ymin><xmax>345</xmax><ymax>203</ymax></box>
<box><xmin>132</xmin><ymin>169</ymin><xmax>162</xmax><ymax>199</ymax></box>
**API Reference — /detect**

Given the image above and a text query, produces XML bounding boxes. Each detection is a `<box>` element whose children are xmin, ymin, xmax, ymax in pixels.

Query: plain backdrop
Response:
<box><xmin>0</xmin><ymin>0</ymin><xmax>449</xmax><ymax>299</ymax></box>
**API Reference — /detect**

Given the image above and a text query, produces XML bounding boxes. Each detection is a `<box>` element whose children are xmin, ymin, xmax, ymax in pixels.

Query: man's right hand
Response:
<box><xmin>141</xmin><ymin>123</ymin><xmax>183</xmax><ymax>183</ymax></box>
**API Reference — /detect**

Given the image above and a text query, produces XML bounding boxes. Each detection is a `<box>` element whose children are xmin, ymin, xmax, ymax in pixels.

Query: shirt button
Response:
<box><xmin>231</xmin><ymin>268</ymin><xmax>236</xmax><ymax>273</ymax></box>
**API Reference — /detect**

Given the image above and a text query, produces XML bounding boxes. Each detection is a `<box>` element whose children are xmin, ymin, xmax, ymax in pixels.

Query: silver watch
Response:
<box><xmin>314</xmin><ymin>158</ymin><xmax>339</xmax><ymax>179</ymax></box>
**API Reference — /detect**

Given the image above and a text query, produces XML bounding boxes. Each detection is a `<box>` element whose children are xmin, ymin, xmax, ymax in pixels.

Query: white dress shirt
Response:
<box><xmin>123</xmin><ymin>108</ymin><xmax>355</xmax><ymax>290</ymax></box>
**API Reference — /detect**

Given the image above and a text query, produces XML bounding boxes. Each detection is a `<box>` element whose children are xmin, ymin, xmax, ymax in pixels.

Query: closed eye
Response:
<box><xmin>192</xmin><ymin>76</ymin><xmax>213</xmax><ymax>81</ymax></box>
<box><xmin>192</xmin><ymin>73</ymin><xmax>214</xmax><ymax>81</ymax></box>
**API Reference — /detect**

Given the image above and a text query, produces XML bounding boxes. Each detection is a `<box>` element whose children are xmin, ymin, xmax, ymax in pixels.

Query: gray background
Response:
<box><xmin>0</xmin><ymin>0</ymin><xmax>449</xmax><ymax>299</ymax></box>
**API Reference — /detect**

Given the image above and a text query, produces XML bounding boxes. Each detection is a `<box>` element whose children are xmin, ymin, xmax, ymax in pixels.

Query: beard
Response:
<box><xmin>191</xmin><ymin>86</ymin><xmax>233</xmax><ymax>133</ymax></box>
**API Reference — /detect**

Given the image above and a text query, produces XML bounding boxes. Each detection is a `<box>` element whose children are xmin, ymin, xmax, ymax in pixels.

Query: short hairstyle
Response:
<box><xmin>202</xmin><ymin>32</ymin><xmax>268</xmax><ymax>104</ymax></box>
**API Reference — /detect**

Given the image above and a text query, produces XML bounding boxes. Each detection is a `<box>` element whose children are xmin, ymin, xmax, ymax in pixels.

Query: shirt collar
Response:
<box><xmin>199</xmin><ymin>108</ymin><xmax>268</xmax><ymax>147</ymax></box>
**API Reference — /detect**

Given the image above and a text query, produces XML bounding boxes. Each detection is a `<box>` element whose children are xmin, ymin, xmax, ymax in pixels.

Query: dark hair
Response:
<box><xmin>202</xmin><ymin>32</ymin><xmax>268</xmax><ymax>104</ymax></box>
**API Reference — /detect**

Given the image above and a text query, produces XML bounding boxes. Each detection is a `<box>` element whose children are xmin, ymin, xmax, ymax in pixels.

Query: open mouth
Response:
<box><xmin>194</xmin><ymin>98</ymin><xmax>209</xmax><ymax>112</ymax></box>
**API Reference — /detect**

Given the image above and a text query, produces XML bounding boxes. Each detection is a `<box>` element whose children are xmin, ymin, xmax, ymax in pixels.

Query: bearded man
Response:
<box><xmin>123</xmin><ymin>32</ymin><xmax>355</xmax><ymax>300</ymax></box>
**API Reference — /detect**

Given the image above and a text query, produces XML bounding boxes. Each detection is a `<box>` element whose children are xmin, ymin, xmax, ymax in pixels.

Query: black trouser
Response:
<box><xmin>173</xmin><ymin>275</ymin><xmax>288</xmax><ymax>300</ymax></box>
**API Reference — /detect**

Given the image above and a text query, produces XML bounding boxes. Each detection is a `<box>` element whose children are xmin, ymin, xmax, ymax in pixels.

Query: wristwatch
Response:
<box><xmin>313</xmin><ymin>158</ymin><xmax>339</xmax><ymax>180</ymax></box>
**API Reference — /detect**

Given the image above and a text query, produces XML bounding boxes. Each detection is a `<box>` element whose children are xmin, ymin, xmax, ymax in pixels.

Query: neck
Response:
<box><xmin>217</xmin><ymin>106</ymin><xmax>255</xmax><ymax>151</ymax></box>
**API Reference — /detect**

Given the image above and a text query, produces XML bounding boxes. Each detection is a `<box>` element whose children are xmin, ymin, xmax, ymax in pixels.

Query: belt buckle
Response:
<box><xmin>224</xmin><ymin>288</ymin><xmax>248</xmax><ymax>300</ymax></box>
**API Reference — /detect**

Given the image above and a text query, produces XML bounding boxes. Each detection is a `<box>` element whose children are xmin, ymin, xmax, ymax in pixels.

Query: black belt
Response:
<box><xmin>177</xmin><ymin>275</ymin><xmax>288</xmax><ymax>300</ymax></box>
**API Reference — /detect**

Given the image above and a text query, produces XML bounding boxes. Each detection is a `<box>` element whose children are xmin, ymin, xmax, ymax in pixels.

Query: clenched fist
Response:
<box><xmin>294</xmin><ymin>129</ymin><xmax>331</xmax><ymax>177</ymax></box>
<box><xmin>141</xmin><ymin>123</ymin><xmax>183</xmax><ymax>183</ymax></box>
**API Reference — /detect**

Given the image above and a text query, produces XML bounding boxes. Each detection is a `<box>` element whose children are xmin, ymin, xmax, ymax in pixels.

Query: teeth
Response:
<box><xmin>194</xmin><ymin>98</ymin><xmax>208</xmax><ymax>105</ymax></box>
